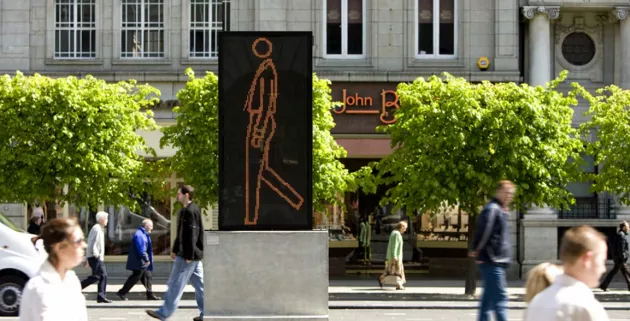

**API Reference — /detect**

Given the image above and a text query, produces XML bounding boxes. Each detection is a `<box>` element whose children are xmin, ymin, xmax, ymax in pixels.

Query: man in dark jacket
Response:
<box><xmin>117</xmin><ymin>219</ymin><xmax>160</xmax><ymax>301</ymax></box>
<box><xmin>147</xmin><ymin>185</ymin><xmax>204</xmax><ymax>321</ymax></box>
<box><xmin>599</xmin><ymin>221</ymin><xmax>630</xmax><ymax>291</ymax></box>
<box><xmin>470</xmin><ymin>180</ymin><xmax>515</xmax><ymax>321</ymax></box>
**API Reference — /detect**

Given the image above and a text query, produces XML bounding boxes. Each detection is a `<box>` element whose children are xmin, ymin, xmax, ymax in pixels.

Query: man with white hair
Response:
<box><xmin>80</xmin><ymin>211</ymin><xmax>111</xmax><ymax>303</ymax></box>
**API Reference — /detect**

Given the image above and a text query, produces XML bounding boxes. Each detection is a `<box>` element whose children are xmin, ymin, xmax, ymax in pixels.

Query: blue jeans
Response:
<box><xmin>153</xmin><ymin>256</ymin><xmax>204</xmax><ymax>320</ymax></box>
<box><xmin>478</xmin><ymin>263</ymin><xmax>508</xmax><ymax>321</ymax></box>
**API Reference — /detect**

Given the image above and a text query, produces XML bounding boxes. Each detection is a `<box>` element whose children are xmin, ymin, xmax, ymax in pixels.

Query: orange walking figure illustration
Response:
<box><xmin>244</xmin><ymin>37</ymin><xmax>304</xmax><ymax>226</ymax></box>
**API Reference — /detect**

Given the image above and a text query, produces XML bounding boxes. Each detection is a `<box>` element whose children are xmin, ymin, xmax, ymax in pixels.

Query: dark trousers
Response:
<box><xmin>600</xmin><ymin>259</ymin><xmax>630</xmax><ymax>290</ymax></box>
<box><xmin>119</xmin><ymin>270</ymin><xmax>153</xmax><ymax>295</ymax></box>
<box><xmin>81</xmin><ymin>257</ymin><xmax>108</xmax><ymax>300</ymax></box>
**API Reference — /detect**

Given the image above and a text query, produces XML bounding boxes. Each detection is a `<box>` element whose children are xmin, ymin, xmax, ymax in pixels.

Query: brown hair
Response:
<box><xmin>33</xmin><ymin>218</ymin><xmax>80</xmax><ymax>266</ymax></box>
<box><xmin>560</xmin><ymin>225</ymin><xmax>607</xmax><ymax>265</ymax></box>
<box><xmin>496</xmin><ymin>180</ymin><xmax>515</xmax><ymax>192</ymax></box>
<box><xmin>180</xmin><ymin>185</ymin><xmax>195</xmax><ymax>201</ymax></box>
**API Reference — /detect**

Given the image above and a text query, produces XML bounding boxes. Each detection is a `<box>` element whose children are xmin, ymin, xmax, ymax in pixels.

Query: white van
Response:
<box><xmin>0</xmin><ymin>213</ymin><xmax>46</xmax><ymax>316</ymax></box>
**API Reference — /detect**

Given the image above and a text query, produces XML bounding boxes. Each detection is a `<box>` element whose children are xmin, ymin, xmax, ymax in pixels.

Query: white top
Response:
<box><xmin>19</xmin><ymin>261</ymin><xmax>88</xmax><ymax>321</ymax></box>
<box><xmin>86</xmin><ymin>224</ymin><xmax>105</xmax><ymax>261</ymax></box>
<box><xmin>524</xmin><ymin>274</ymin><xmax>609</xmax><ymax>321</ymax></box>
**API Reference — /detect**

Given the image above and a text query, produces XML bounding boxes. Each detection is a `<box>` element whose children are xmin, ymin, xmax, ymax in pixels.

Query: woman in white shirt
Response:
<box><xmin>19</xmin><ymin>217</ymin><xmax>88</xmax><ymax>321</ymax></box>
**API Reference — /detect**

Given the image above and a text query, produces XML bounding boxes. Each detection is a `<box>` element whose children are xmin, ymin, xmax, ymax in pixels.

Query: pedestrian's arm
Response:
<box><xmin>133</xmin><ymin>233</ymin><xmax>149</xmax><ymax>265</ymax></box>
<box><xmin>395</xmin><ymin>233</ymin><xmax>403</xmax><ymax>260</ymax></box>
<box><xmin>90</xmin><ymin>229</ymin><xmax>101</xmax><ymax>259</ymax></box>
<box><xmin>180</xmin><ymin>208</ymin><xmax>199</xmax><ymax>261</ymax></box>
<box><xmin>472</xmin><ymin>208</ymin><xmax>497</xmax><ymax>253</ymax></box>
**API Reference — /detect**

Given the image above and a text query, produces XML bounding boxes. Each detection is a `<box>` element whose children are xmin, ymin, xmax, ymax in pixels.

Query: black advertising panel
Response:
<box><xmin>218</xmin><ymin>32</ymin><xmax>313</xmax><ymax>231</ymax></box>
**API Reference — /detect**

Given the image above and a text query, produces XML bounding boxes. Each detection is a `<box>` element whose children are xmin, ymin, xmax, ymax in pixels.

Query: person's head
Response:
<box><xmin>141</xmin><ymin>219</ymin><xmax>153</xmax><ymax>233</ymax></box>
<box><xmin>177</xmin><ymin>185</ymin><xmax>195</xmax><ymax>205</ymax></box>
<box><xmin>495</xmin><ymin>180</ymin><xmax>516</xmax><ymax>208</ymax></box>
<box><xmin>396</xmin><ymin>221</ymin><xmax>408</xmax><ymax>233</ymax></box>
<box><xmin>559</xmin><ymin>225</ymin><xmax>607</xmax><ymax>287</ymax></box>
<box><xmin>620</xmin><ymin>221</ymin><xmax>629</xmax><ymax>233</ymax></box>
<box><xmin>95</xmin><ymin>211</ymin><xmax>109</xmax><ymax>227</ymax></box>
<box><xmin>31</xmin><ymin>212</ymin><xmax>43</xmax><ymax>225</ymax></box>
<box><xmin>37</xmin><ymin>218</ymin><xmax>86</xmax><ymax>270</ymax></box>
<box><xmin>524</xmin><ymin>262</ymin><xmax>563</xmax><ymax>303</ymax></box>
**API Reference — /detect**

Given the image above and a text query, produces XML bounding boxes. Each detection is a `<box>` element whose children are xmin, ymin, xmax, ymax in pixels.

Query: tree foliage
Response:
<box><xmin>580</xmin><ymin>85</ymin><xmax>630</xmax><ymax>204</ymax></box>
<box><xmin>160</xmin><ymin>70</ymin><xmax>356</xmax><ymax>210</ymax></box>
<box><xmin>0</xmin><ymin>72</ymin><xmax>160</xmax><ymax>207</ymax></box>
<box><xmin>374</xmin><ymin>70</ymin><xmax>583</xmax><ymax>217</ymax></box>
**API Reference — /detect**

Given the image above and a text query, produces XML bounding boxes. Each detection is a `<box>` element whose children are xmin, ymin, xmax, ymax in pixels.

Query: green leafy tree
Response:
<box><xmin>372</xmin><ymin>71</ymin><xmax>583</xmax><ymax>294</ymax></box>
<box><xmin>579</xmin><ymin>85</ymin><xmax>630</xmax><ymax>204</ymax></box>
<box><xmin>0</xmin><ymin>72</ymin><xmax>161</xmax><ymax>208</ymax></box>
<box><xmin>160</xmin><ymin>69</ymin><xmax>356</xmax><ymax>211</ymax></box>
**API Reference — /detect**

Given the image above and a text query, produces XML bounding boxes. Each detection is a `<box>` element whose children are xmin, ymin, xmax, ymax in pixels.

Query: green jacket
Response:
<box><xmin>359</xmin><ymin>221</ymin><xmax>371</xmax><ymax>245</ymax></box>
<box><xmin>386</xmin><ymin>229</ymin><xmax>403</xmax><ymax>261</ymax></box>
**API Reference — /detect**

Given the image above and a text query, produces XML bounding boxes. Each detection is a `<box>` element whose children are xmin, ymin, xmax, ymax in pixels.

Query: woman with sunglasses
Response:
<box><xmin>19</xmin><ymin>218</ymin><xmax>88</xmax><ymax>321</ymax></box>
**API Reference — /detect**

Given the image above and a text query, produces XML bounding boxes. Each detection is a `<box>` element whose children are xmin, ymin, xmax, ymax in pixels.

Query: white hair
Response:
<box><xmin>95</xmin><ymin>211</ymin><xmax>109</xmax><ymax>222</ymax></box>
<box><xmin>141</xmin><ymin>219</ymin><xmax>153</xmax><ymax>228</ymax></box>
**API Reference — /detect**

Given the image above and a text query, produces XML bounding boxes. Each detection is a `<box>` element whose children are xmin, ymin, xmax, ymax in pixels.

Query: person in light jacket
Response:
<box><xmin>116</xmin><ymin>219</ymin><xmax>160</xmax><ymax>301</ymax></box>
<box><xmin>525</xmin><ymin>226</ymin><xmax>609</xmax><ymax>321</ymax></box>
<box><xmin>19</xmin><ymin>218</ymin><xmax>88</xmax><ymax>321</ymax></box>
<box><xmin>80</xmin><ymin>211</ymin><xmax>111</xmax><ymax>303</ymax></box>
<box><xmin>378</xmin><ymin>221</ymin><xmax>407</xmax><ymax>290</ymax></box>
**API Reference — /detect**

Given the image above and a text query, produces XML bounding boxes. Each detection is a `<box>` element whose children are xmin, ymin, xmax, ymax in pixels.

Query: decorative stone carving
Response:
<box><xmin>522</xmin><ymin>6</ymin><xmax>560</xmax><ymax>20</ymax></box>
<box><xmin>614</xmin><ymin>7</ymin><xmax>628</xmax><ymax>21</ymax></box>
<box><xmin>554</xmin><ymin>15</ymin><xmax>604</xmax><ymax>82</ymax></box>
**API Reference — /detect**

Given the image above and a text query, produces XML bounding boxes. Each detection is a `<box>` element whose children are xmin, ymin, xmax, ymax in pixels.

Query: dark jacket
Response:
<box><xmin>27</xmin><ymin>221</ymin><xmax>41</xmax><ymax>235</ymax></box>
<box><xmin>172</xmin><ymin>202</ymin><xmax>204</xmax><ymax>261</ymax></box>
<box><xmin>126</xmin><ymin>226</ymin><xmax>154</xmax><ymax>271</ymax></box>
<box><xmin>472</xmin><ymin>198</ymin><xmax>511</xmax><ymax>267</ymax></box>
<box><xmin>613</xmin><ymin>230</ymin><xmax>629</xmax><ymax>262</ymax></box>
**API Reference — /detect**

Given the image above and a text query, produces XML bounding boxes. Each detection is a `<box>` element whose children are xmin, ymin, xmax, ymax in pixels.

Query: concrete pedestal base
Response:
<box><xmin>203</xmin><ymin>231</ymin><xmax>329</xmax><ymax>321</ymax></box>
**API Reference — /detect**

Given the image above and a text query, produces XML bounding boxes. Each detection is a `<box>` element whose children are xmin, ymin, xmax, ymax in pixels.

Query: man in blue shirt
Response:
<box><xmin>116</xmin><ymin>219</ymin><xmax>160</xmax><ymax>301</ymax></box>
<box><xmin>470</xmin><ymin>180</ymin><xmax>516</xmax><ymax>321</ymax></box>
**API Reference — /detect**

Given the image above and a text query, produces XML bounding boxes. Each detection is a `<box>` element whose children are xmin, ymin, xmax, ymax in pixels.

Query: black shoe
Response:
<box><xmin>116</xmin><ymin>291</ymin><xmax>128</xmax><ymax>301</ymax></box>
<box><xmin>600</xmin><ymin>286</ymin><xmax>609</xmax><ymax>292</ymax></box>
<box><xmin>146</xmin><ymin>310</ymin><xmax>162</xmax><ymax>320</ymax></box>
<box><xmin>193</xmin><ymin>317</ymin><xmax>203</xmax><ymax>321</ymax></box>
<box><xmin>97</xmin><ymin>297</ymin><xmax>112</xmax><ymax>303</ymax></box>
<box><xmin>146</xmin><ymin>293</ymin><xmax>161</xmax><ymax>300</ymax></box>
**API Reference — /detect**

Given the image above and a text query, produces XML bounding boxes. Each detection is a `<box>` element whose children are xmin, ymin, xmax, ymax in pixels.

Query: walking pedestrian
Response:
<box><xmin>80</xmin><ymin>211</ymin><xmax>111</xmax><ymax>303</ymax></box>
<box><xmin>19</xmin><ymin>218</ymin><xmax>88</xmax><ymax>321</ymax></box>
<box><xmin>470</xmin><ymin>180</ymin><xmax>515</xmax><ymax>321</ymax></box>
<box><xmin>146</xmin><ymin>185</ymin><xmax>204</xmax><ymax>321</ymax></box>
<box><xmin>599</xmin><ymin>221</ymin><xmax>630</xmax><ymax>291</ymax></box>
<box><xmin>524</xmin><ymin>226</ymin><xmax>609</xmax><ymax>321</ymax></box>
<box><xmin>116</xmin><ymin>219</ymin><xmax>160</xmax><ymax>301</ymax></box>
<box><xmin>378</xmin><ymin>221</ymin><xmax>407</xmax><ymax>290</ymax></box>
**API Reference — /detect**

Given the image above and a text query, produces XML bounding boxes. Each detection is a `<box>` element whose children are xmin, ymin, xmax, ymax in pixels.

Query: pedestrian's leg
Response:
<box><xmin>493</xmin><ymin>266</ymin><xmax>508</xmax><ymax>321</ymax></box>
<box><xmin>190</xmin><ymin>261</ymin><xmax>205</xmax><ymax>318</ymax></box>
<box><xmin>619</xmin><ymin>262</ymin><xmax>630</xmax><ymax>291</ymax></box>
<box><xmin>119</xmin><ymin>270</ymin><xmax>143</xmax><ymax>295</ymax></box>
<box><xmin>142</xmin><ymin>270</ymin><xmax>153</xmax><ymax>294</ymax></box>
<box><xmin>600</xmin><ymin>262</ymin><xmax>621</xmax><ymax>290</ymax></box>
<box><xmin>154</xmin><ymin>257</ymin><xmax>196</xmax><ymax>319</ymax></box>
<box><xmin>97</xmin><ymin>261</ymin><xmax>108</xmax><ymax>301</ymax></box>
<box><xmin>477</xmin><ymin>264</ymin><xmax>492</xmax><ymax>321</ymax></box>
<box><xmin>80</xmin><ymin>258</ymin><xmax>99</xmax><ymax>289</ymax></box>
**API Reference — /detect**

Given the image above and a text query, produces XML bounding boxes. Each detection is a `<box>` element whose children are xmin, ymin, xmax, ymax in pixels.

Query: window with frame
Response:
<box><xmin>54</xmin><ymin>0</ymin><xmax>96</xmax><ymax>59</ymax></box>
<box><xmin>417</xmin><ymin>0</ymin><xmax>456</xmax><ymax>58</ymax></box>
<box><xmin>189</xmin><ymin>0</ymin><xmax>230</xmax><ymax>58</ymax></box>
<box><xmin>324</xmin><ymin>0</ymin><xmax>365</xmax><ymax>58</ymax></box>
<box><xmin>121</xmin><ymin>0</ymin><xmax>165</xmax><ymax>58</ymax></box>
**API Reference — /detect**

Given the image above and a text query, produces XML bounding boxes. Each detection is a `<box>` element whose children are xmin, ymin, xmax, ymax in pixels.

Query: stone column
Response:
<box><xmin>615</xmin><ymin>7</ymin><xmax>630</xmax><ymax>88</ymax></box>
<box><xmin>522</xmin><ymin>6</ymin><xmax>560</xmax><ymax>86</ymax></box>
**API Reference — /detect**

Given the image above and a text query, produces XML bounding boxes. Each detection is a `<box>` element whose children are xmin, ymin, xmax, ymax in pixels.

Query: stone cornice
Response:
<box><xmin>522</xmin><ymin>6</ymin><xmax>560</xmax><ymax>20</ymax></box>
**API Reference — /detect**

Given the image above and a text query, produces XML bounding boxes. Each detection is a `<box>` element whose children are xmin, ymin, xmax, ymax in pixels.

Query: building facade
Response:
<box><xmin>0</xmin><ymin>0</ymin><xmax>626</xmax><ymax>279</ymax></box>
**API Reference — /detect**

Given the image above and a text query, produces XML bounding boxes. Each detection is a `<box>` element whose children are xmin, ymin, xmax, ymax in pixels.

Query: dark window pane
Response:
<box><xmin>418</xmin><ymin>0</ymin><xmax>433</xmax><ymax>54</ymax></box>
<box><xmin>326</xmin><ymin>0</ymin><xmax>341</xmax><ymax>55</ymax></box>
<box><xmin>438</xmin><ymin>0</ymin><xmax>454</xmax><ymax>55</ymax></box>
<box><xmin>347</xmin><ymin>0</ymin><xmax>363</xmax><ymax>55</ymax></box>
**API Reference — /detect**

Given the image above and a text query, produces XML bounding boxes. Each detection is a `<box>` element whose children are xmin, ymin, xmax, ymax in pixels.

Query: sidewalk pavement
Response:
<box><xmin>82</xmin><ymin>279</ymin><xmax>630</xmax><ymax>310</ymax></box>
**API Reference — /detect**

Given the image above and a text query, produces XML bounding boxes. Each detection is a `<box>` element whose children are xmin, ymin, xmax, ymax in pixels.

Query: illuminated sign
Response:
<box><xmin>332</xmin><ymin>89</ymin><xmax>400</xmax><ymax>124</ymax></box>
<box><xmin>218</xmin><ymin>32</ymin><xmax>313</xmax><ymax>231</ymax></box>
